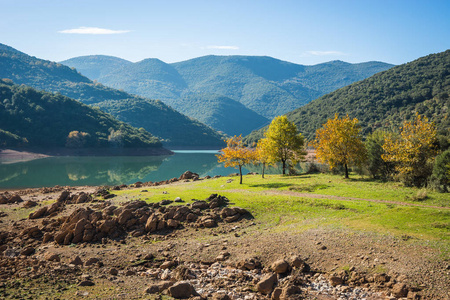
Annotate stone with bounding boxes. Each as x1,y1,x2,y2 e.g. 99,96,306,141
211,292,231,300
70,256,83,266
9,194,23,203
85,257,99,266
374,273,390,283
272,288,282,300
23,200,38,208
280,285,302,299
256,273,278,295
329,275,344,286
392,283,408,298
271,259,289,274
109,268,118,276
20,246,35,256
117,209,133,225
179,171,199,180
160,260,176,269
57,191,71,203
29,206,48,219
168,282,197,299
78,280,95,287
167,219,180,228
44,253,60,262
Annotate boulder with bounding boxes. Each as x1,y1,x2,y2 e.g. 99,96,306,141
44,252,60,262
256,273,278,295
57,191,71,203
391,283,408,298
280,285,302,299
329,275,344,286
23,200,38,208
179,171,199,180
85,257,99,266
168,282,198,299
271,259,289,274
211,292,231,300
20,246,35,256
70,256,83,266
9,194,23,203
29,206,48,219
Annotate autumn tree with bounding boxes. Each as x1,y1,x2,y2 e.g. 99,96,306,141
263,116,305,175
217,135,254,184
313,114,367,179
65,131,90,148
382,114,437,187
253,138,276,178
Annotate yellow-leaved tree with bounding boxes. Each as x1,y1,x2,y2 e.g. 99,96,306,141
262,116,305,175
217,135,255,184
382,113,437,187
313,114,367,178
253,138,276,178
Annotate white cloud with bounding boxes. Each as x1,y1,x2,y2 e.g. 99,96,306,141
305,50,346,56
58,27,130,34
206,45,239,50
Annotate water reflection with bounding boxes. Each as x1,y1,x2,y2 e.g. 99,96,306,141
0,151,251,189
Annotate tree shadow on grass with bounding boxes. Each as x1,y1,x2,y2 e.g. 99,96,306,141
248,183,294,189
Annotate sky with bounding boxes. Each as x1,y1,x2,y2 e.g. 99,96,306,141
0,0,449,65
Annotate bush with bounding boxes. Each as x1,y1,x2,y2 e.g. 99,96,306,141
429,149,450,192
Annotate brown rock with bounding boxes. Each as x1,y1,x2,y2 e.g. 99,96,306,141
145,215,159,232
23,200,38,208
20,246,35,256
272,287,282,300
329,275,344,286
271,259,289,274
256,273,278,295
167,219,180,228
29,206,48,219
57,191,71,203
160,260,176,269
211,292,231,300
109,268,119,275
9,194,23,203
117,209,133,225
374,273,390,284
168,282,198,299
85,257,99,266
280,285,302,299
70,256,83,266
392,283,408,298
78,280,95,287
44,253,60,262
42,233,53,243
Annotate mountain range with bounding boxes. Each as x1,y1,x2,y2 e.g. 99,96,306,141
245,50,450,144
61,55,394,136
0,43,224,148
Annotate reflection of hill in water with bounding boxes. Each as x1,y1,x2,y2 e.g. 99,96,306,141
0,152,254,189
0,156,166,189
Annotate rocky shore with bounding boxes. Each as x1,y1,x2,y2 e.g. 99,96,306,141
0,171,448,299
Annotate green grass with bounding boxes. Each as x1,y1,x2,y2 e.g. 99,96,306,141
113,173,450,244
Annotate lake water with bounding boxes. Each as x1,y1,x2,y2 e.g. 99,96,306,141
0,151,254,189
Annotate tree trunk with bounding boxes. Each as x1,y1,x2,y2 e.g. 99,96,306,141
262,163,265,179
282,160,286,175
344,163,349,179
239,165,243,184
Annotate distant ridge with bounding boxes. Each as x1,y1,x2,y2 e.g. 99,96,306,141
61,54,394,136
0,43,225,147
244,50,450,144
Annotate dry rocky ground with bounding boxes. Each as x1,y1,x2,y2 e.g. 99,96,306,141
0,172,449,299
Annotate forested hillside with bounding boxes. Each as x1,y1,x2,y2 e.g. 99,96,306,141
62,55,393,136
0,43,225,147
245,50,450,143
0,80,162,149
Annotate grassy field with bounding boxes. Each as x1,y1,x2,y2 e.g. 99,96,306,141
114,173,450,244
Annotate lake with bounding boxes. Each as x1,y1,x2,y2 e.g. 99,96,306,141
0,150,254,189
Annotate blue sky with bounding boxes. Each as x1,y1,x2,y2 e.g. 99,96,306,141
1,0,449,65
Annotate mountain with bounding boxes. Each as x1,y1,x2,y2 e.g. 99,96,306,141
245,50,450,144
60,55,132,80
0,80,165,152
0,43,225,147
61,55,394,136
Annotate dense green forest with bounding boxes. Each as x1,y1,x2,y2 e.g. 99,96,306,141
245,50,450,144
61,55,393,136
0,80,161,149
0,43,225,147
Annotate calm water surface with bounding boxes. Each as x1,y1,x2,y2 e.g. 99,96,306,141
0,151,252,189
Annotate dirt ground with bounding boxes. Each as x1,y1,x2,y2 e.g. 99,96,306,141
0,184,449,299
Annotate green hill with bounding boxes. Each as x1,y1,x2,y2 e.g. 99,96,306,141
0,43,225,147
245,50,450,144
60,55,132,81
61,55,393,136
0,80,164,151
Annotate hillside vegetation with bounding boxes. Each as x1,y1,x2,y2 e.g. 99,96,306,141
61,55,393,136
0,44,224,147
0,80,161,149
246,50,450,143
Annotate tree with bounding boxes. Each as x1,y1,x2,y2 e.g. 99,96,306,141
253,138,276,178
217,135,254,184
382,114,437,187
365,130,395,180
65,131,90,148
429,149,450,192
263,116,305,175
313,114,367,179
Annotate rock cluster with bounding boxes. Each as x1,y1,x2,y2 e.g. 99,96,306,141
14,194,251,246
0,193,23,204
